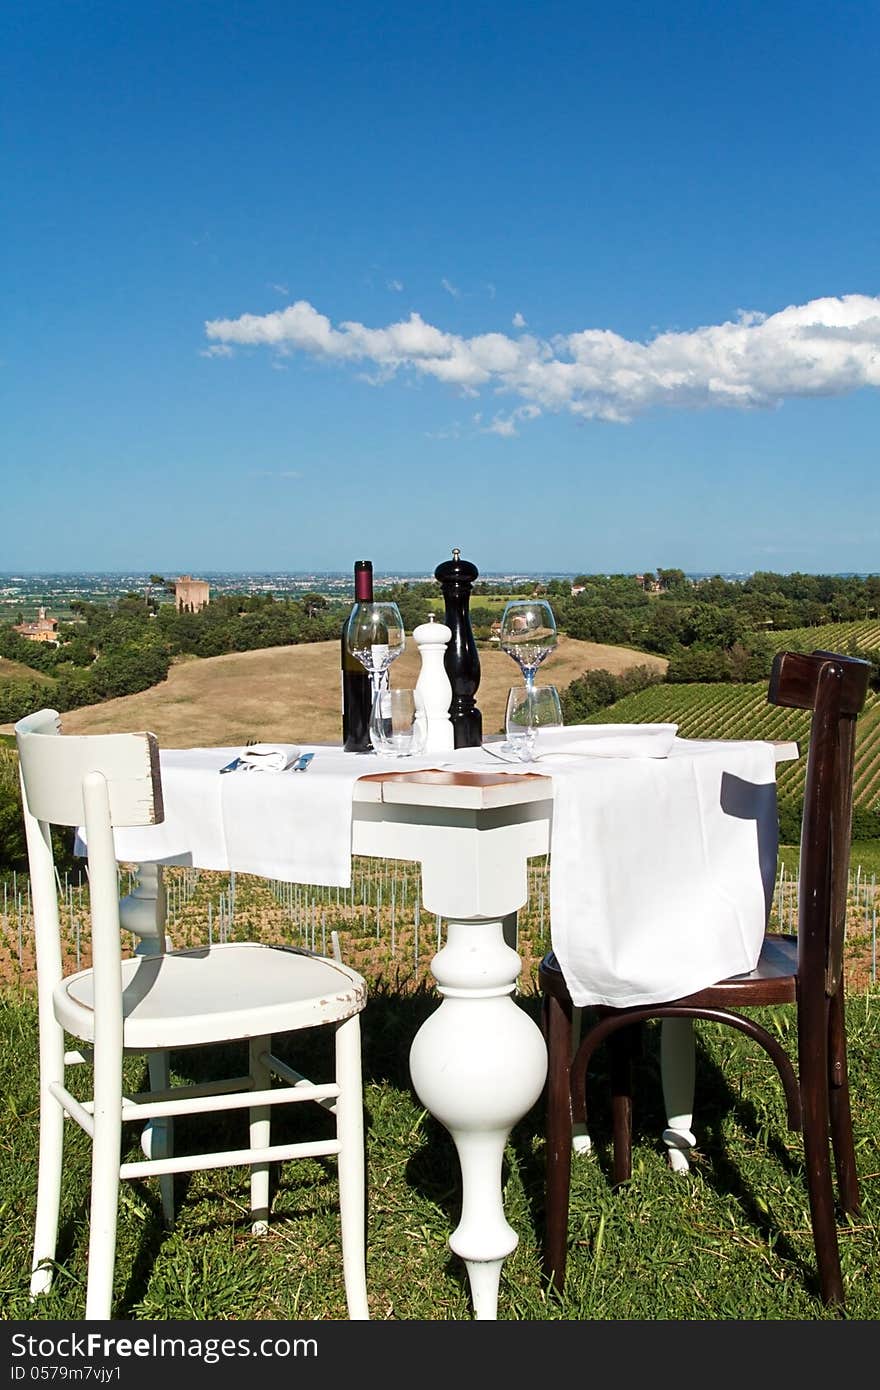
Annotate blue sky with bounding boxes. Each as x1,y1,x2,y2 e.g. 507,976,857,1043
3,0,879,576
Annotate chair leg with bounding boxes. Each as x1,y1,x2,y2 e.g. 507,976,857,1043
660,1018,697,1173
30,1024,66,1298
828,988,860,1216
249,1035,271,1234
799,1007,845,1306
85,1047,123,1321
608,1025,637,1186
145,1052,175,1226
542,990,574,1293
335,1015,368,1319
570,1006,591,1154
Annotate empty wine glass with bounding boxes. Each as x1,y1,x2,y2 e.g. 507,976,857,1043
505,684,563,761
345,600,406,702
499,599,558,690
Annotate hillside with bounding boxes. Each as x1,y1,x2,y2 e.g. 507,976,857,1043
3,635,666,747
769,619,880,651
593,680,880,829
0,656,56,684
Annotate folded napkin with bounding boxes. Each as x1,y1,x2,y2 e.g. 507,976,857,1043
531,723,678,760
239,743,301,772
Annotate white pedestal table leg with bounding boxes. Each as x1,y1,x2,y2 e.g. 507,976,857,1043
119,863,175,1222
408,915,547,1320
660,1017,696,1173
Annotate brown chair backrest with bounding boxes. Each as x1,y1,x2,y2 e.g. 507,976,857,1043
767,650,870,995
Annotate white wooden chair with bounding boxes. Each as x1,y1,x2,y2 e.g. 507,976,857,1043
15,709,369,1320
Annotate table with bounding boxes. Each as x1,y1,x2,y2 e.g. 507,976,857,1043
111,738,797,1320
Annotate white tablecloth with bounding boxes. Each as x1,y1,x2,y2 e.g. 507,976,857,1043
104,743,443,886
96,731,782,1009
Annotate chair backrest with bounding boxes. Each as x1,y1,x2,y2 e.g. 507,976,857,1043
767,651,870,995
14,710,164,1011
15,709,163,828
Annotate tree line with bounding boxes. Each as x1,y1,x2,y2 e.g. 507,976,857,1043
0,591,341,724
2,570,879,727
2,568,879,871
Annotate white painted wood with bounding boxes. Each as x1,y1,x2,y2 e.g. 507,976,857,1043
409,914,547,1318
15,710,370,1321
16,709,163,828
660,1018,697,1172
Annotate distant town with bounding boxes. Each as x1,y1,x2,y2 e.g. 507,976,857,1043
2,567,875,627
0,568,765,623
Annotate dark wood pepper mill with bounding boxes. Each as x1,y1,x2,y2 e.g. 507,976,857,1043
434,548,482,748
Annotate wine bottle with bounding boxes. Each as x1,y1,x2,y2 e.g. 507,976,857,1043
342,560,374,752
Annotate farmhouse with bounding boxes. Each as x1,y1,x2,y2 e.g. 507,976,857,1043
13,606,59,644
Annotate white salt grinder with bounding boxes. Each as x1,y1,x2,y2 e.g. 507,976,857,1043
413,613,455,753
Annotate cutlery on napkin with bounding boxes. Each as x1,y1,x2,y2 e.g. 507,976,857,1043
222,744,302,773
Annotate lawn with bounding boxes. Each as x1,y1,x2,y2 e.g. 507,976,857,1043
1,892,878,1321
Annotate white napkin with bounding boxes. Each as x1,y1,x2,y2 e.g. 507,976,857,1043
239,743,301,772
533,723,678,759
478,723,679,764
548,739,781,1006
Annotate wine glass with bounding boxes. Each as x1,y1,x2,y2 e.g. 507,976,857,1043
345,600,406,702
505,684,563,761
499,599,558,690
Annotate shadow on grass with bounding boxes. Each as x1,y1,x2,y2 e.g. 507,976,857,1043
21,982,841,1315
522,1005,825,1301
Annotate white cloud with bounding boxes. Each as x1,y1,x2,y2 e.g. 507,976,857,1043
482,404,543,437
441,277,461,299
513,311,526,328
269,283,289,297
204,292,880,428
387,278,404,292
485,414,519,437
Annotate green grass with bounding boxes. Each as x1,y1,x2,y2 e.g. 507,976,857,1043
1,966,878,1322
779,839,880,879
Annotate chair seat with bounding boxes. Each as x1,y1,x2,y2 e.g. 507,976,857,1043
540,933,798,1011
55,943,367,1051
682,933,797,1007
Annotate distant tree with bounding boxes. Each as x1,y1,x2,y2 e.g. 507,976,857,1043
561,664,662,722
300,592,328,618
656,568,688,594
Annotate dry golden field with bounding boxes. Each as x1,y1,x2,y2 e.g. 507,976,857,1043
3,635,667,747
0,656,55,684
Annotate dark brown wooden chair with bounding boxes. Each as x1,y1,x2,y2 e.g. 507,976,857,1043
539,649,871,1308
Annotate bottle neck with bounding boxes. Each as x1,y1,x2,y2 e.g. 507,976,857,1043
354,562,373,602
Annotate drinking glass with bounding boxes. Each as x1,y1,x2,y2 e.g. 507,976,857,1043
499,599,558,690
369,688,427,758
504,684,563,761
345,601,406,702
